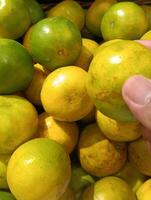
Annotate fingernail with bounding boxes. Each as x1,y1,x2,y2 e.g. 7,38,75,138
123,75,151,105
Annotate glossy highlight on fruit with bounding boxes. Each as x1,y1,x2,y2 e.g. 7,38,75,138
28,16,82,70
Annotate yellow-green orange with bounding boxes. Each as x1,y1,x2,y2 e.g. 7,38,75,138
24,64,48,106
137,179,151,200
87,40,151,122
96,110,141,142
0,95,38,154
115,161,146,193
94,176,136,200
101,2,148,40
79,123,127,177
0,0,31,39
128,138,151,176
28,17,82,70
41,66,93,122
7,138,71,200
38,112,79,153
94,39,122,56
141,30,151,39
86,0,117,37
74,38,99,71
47,0,85,30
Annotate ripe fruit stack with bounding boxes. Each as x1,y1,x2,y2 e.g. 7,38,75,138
0,0,151,200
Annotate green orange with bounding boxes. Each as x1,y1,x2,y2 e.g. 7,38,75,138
86,0,117,37
28,17,82,70
25,0,44,24
101,2,148,40
0,0,31,39
0,39,34,94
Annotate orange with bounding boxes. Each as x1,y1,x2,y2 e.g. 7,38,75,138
24,63,48,106
47,0,85,30
0,0,31,39
74,38,99,71
0,39,34,94
79,123,127,177
25,0,44,24
96,110,141,142
137,179,151,200
28,17,82,70
7,138,71,200
128,137,151,176
142,5,151,30
41,66,93,121
37,112,79,154
87,40,151,122
101,2,148,40
0,95,38,154
94,176,136,200
86,0,117,37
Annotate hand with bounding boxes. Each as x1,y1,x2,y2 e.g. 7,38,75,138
122,40,151,150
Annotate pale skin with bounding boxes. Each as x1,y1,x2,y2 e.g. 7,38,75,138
122,40,151,151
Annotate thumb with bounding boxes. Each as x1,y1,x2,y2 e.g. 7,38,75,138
122,75,151,131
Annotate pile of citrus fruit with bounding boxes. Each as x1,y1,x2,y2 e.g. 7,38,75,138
1,0,151,199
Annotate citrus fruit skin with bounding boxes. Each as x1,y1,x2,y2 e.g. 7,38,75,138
41,66,93,122
24,64,48,106
0,191,16,200
101,2,148,40
0,95,38,154
96,110,141,142
136,179,151,200
115,161,146,193
7,138,71,200
28,17,82,70
25,0,44,24
128,138,151,176
86,0,117,37
74,38,99,71
38,112,79,154
59,187,75,200
141,5,151,30
87,40,151,122
94,176,136,200
79,123,127,177
0,0,31,39
141,30,151,39
0,161,8,189
0,39,34,94
80,185,94,200
47,0,85,30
